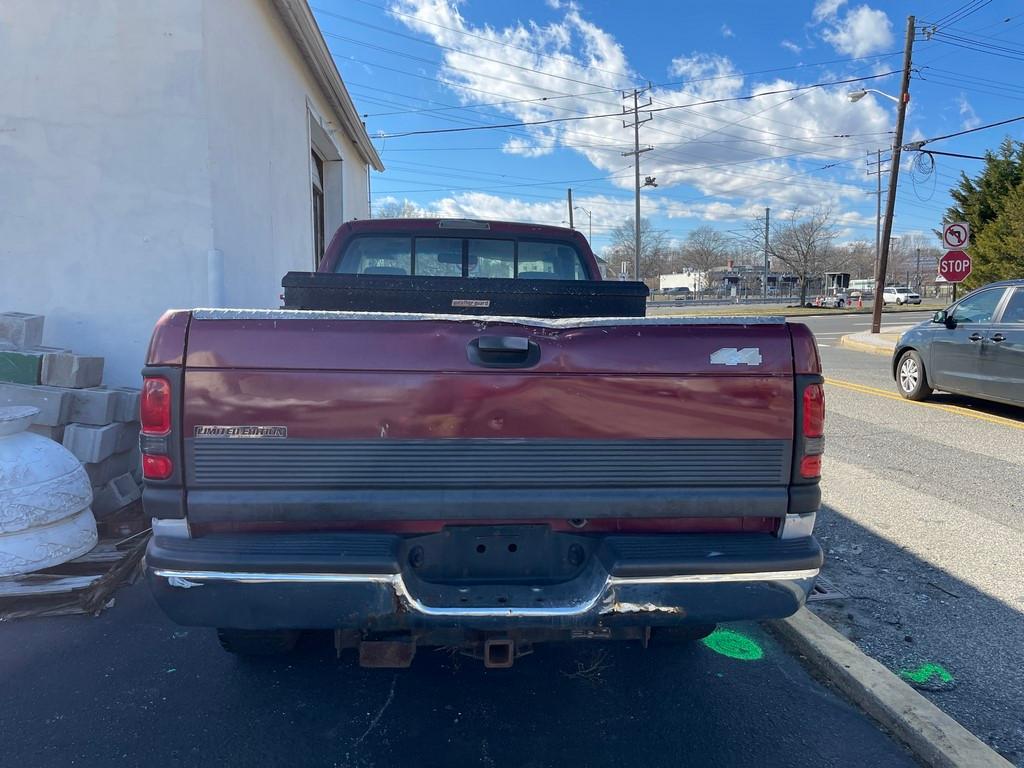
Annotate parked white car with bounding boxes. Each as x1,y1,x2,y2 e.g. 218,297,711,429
882,286,921,305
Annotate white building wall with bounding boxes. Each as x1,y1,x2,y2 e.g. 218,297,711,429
659,272,704,291
0,0,215,387
201,0,369,308
0,0,372,386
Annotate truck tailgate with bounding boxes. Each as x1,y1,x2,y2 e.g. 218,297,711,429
180,310,798,524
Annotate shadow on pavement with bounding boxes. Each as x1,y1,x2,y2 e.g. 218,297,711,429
813,503,1024,765
923,392,1024,423
0,582,917,768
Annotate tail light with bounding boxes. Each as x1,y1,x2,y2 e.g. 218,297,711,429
141,377,171,434
141,376,173,480
799,383,825,479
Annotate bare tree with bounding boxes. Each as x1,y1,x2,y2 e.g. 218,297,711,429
606,217,671,283
764,208,838,306
832,240,875,280
374,199,421,218
678,227,732,293
887,234,943,290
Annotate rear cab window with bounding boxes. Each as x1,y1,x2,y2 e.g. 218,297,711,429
336,235,589,280
336,236,411,275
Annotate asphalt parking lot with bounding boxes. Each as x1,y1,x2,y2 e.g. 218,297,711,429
0,582,918,768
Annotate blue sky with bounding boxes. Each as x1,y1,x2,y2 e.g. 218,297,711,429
314,0,1024,254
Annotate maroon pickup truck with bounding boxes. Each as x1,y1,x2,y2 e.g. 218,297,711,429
143,219,824,667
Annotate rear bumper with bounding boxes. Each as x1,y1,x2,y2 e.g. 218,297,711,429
146,530,822,631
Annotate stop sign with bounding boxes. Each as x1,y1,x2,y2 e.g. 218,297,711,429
939,250,972,283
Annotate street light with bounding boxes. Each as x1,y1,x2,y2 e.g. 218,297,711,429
573,205,592,243
847,88,900,104
849,16,915,333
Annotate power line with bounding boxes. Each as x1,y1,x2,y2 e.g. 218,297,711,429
927,0,994,30
355,53,902,118
908,113,1024,148
319,0,641,84
374,70,900,138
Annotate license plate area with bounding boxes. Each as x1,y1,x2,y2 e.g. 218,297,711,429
400,525,593,585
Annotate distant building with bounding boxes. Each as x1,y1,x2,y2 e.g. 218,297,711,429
660,271,704,291
1,0,383,385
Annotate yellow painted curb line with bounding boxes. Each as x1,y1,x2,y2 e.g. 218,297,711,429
825,377,1024,431
773,609,1013,768
838,334,897,357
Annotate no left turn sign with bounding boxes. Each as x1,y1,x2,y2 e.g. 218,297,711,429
943,221,970,249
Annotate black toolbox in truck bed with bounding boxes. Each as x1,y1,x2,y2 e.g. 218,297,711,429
280,272,649,318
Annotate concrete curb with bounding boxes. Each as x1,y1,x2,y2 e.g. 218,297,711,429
772,608,1013,768
840,333,898,357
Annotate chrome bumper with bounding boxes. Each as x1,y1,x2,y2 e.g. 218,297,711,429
148,561,819,629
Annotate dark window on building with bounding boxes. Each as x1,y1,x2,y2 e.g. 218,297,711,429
312,150,325,267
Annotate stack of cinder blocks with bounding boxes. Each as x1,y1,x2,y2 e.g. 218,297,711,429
0,312,144,520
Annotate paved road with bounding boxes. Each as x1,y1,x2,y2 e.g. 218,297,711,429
0,584,917,768
791,311,1024,765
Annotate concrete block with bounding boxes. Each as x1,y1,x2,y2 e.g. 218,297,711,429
68,387,118,425
63,422,121,463
0,382,73,426
0,349,43,384
84,446,141,487
0,312,44,349
27,423,66,443
91,472,142,518
41,353,104,389
111,387,141,422
115,422,139,453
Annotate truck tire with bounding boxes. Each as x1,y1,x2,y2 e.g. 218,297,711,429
217,628,300,656
896,350,932,401
650,624,716,645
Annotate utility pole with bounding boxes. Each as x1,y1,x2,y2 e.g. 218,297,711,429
623,86,653,280
915,247,921,293
872,15,915,334
866,148,888,283
574,206,593,243
763,207,770,300
567,188,574,230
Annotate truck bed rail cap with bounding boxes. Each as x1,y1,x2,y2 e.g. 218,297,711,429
190,308,787,328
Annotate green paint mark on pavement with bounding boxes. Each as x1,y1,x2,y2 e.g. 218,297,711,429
701,628,764,661
899,663,953,685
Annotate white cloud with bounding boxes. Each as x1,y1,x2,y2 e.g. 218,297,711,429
720,24,734,39
382,1,892,230
958,94,981,130
501,136,557,157
781,40,802,54
813,0,847,22
820,5,894,57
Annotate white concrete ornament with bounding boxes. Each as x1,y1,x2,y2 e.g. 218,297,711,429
0,406,97,576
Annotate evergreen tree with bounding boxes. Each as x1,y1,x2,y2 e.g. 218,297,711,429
971,180,1024,284
943,138,1024,288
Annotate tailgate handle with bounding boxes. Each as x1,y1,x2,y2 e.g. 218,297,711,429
468,336,541,369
